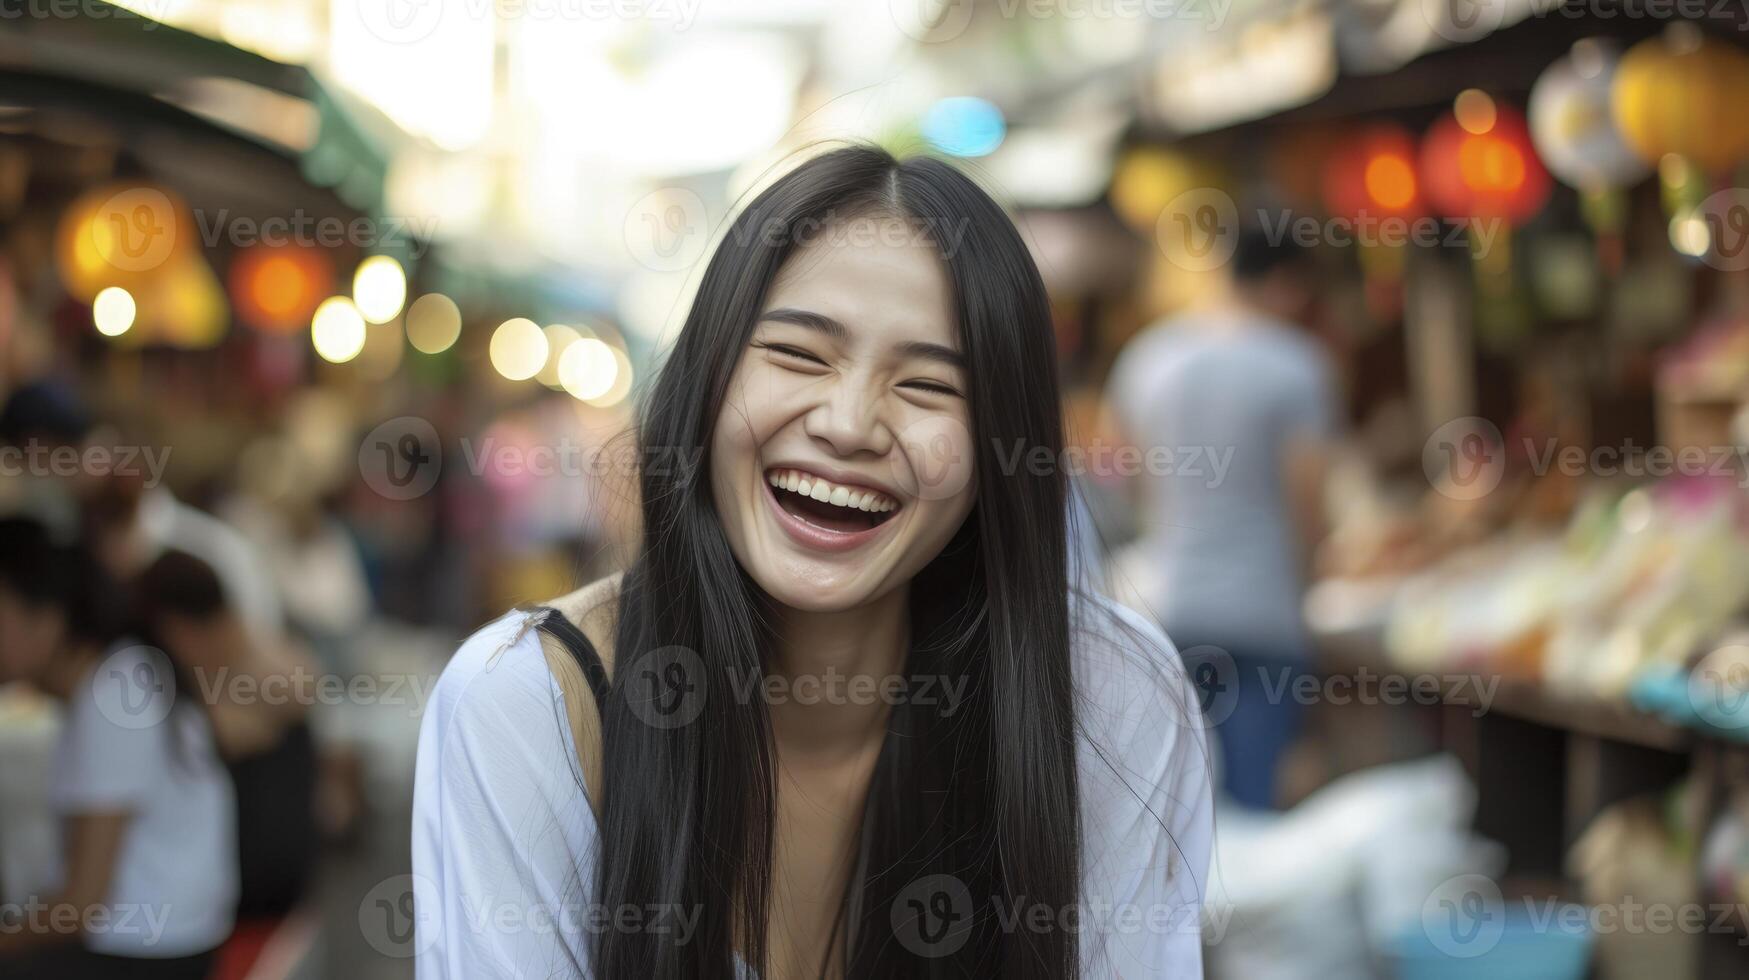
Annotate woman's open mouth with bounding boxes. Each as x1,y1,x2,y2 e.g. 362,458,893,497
762,467,900,550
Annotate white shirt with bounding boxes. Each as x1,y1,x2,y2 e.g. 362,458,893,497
412,592,1213,978
1107,314,1337,655
50,643,238,957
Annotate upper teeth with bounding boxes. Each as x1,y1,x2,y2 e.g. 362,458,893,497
767,469,896,513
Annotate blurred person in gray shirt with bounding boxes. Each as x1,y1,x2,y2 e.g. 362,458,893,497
1104,226,1338,809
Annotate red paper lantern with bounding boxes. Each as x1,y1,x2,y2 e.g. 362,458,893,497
228,242,333,333
1420,95,1551,226
1322,124,1424,222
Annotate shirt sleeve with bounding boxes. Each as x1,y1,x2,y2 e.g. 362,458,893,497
412,613,600,979
1074,597,1216,978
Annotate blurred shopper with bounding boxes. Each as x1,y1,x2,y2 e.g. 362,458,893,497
1105,227,1339,810
0,383,285,646
0,519,238,979
136,549,319,929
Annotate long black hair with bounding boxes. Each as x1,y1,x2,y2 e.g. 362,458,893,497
595,143,1082,978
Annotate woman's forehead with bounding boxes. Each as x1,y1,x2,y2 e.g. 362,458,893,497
765,230,956,345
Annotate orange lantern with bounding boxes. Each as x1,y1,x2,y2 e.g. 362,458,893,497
1322,124,1424,222
1420,93,1551,226
54,182,197,301
1613,27,1749,177
228,242,332,333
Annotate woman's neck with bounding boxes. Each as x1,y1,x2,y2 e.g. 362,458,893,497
765,585,908,757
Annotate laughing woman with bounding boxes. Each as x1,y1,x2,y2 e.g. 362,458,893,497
412,145,1213,979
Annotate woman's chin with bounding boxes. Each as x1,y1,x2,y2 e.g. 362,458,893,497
746,554,887,614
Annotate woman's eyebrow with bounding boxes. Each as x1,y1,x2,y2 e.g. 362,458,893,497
758,307,965,370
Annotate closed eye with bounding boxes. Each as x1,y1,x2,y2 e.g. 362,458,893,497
754,342,826,366
901,379,962,397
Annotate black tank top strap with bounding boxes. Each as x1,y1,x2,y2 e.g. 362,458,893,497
530,605,610,715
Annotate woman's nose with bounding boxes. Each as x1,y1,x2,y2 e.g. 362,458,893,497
803,382,893,458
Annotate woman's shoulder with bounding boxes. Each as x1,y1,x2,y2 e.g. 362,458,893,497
1067,590,1207,755
420,573,625,806
427,572,624,712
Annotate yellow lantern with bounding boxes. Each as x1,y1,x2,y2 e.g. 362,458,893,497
54,182,196,301
1613,27,1749,176
1109,147,1227,236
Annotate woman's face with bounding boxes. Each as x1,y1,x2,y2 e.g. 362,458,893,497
709,216,977,613
0,586,62,684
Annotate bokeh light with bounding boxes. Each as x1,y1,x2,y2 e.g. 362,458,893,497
490,317,548,380
311,296,367,363
352,256,408,324
92,286,135,337
405,293,463,354
559,337,618,400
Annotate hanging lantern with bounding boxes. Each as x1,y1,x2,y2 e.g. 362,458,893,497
1109,146,1226,235
1613,26,1749,177
1322,123,1424,222
54,182,196,301
228,242,333,333
1420,92,1551,226
139,252,229,349
1530,39,1650,192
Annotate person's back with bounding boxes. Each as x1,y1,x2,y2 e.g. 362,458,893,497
1104,226,1338,810
1110,312,1334,655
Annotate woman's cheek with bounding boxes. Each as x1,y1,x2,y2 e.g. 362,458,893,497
889,412,975,504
